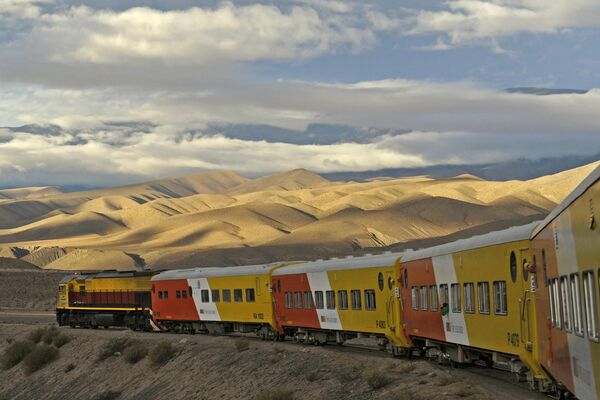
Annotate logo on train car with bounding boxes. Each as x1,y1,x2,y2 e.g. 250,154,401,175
320,316,338,323
253,313,264,320
507,332,519,347
376,320,386,329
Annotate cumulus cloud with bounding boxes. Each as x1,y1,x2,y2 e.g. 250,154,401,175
408,0,600,48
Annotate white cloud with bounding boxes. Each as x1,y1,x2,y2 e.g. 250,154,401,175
17,3,374,65
409,0,600,47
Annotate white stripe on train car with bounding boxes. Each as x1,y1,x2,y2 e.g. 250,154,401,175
306,272,343,330
554,212,598,400
432,254,470,346
188,278,221,322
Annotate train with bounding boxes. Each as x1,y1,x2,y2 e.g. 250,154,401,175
56,164,600,400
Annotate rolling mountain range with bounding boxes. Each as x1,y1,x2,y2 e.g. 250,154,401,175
0,161,597,271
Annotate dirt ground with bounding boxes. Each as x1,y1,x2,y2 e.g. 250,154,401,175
0,323,547,400
0,268,64,312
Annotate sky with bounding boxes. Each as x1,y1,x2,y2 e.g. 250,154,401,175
1,0,600,187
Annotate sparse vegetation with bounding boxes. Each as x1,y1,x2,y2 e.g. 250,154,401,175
255,388,295,400
98,337,130,361
122,341,148,364
53,333,71,348
455,385,473,398
437,374,459,386
148,341,176,367
1,340,34,370
235,339,250,352
271,346,285,354
23,344,59,374
364,369,393,390
336,368,357,383
27,327,48,344
399,363,416,373
392,390,420,400
41,326,61,344
64,363,75,372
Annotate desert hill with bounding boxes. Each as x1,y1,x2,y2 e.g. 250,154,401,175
0,161,597,270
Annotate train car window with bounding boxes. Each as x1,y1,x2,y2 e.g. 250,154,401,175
164,291,168,299
182,290,187,299
451,284,461,313
200,289,209,303
158,291,163,299
152,285,155,294
304,291,314,309
365,290,376,311
189,286,193,296
510,251,517,283
222,289,231,303
176,290,181,299
477,282,490,314
246,288,256,303
315,291,324,309
234,289,243,303
560,276,572,332
570,274,584,336
411,287,419,310
439,284,449,306
549,279,558,327
351,290,362,310
294,291,302,308
326,290,336,310
211,289,220,302
285,292,292,308
338,290,348,310
420,286,428,311
429,285,438,311
276,280,281,293
583,271,598,340
464,283,475,313
493,281,507,316
378,272,384,291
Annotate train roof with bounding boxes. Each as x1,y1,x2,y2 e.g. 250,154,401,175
151,262,288,281
401,221,540,263
59,270,154,283
531,163,600,238
272,251,404,276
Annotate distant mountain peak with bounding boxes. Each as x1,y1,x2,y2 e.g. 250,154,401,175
505,87,589,95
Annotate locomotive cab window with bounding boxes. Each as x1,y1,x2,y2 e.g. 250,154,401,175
246,288,256,303
211,289,220,302
315,291,324,309
200,289,209,303
493,281,507,316
351,290,361,310
338,290,348,310
365,289,376,311
234,289,243,303
411,287,419,310
223,289,231,303
326,290,336,310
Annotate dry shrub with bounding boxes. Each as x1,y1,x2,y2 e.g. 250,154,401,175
41,327,61,344
1,340,34,370
92,390,121,400
122,342,148,364
437,374,459,386
23,344,59,374
255,388,295,400
235,339,250,352
64,363,75,373
148,341,176,367
53,333,71,348
27,327,48,344
306,370,319,382
98,337,130,361
399,363,416,373
364,369,393,389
